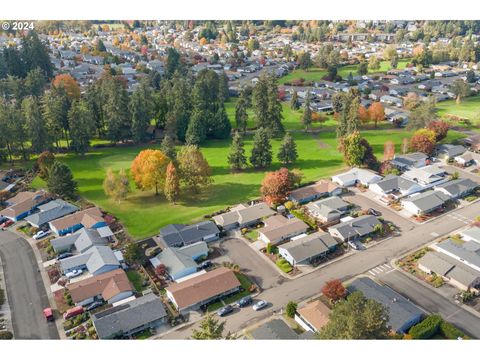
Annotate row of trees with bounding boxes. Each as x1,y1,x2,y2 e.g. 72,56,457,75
228,130,298,171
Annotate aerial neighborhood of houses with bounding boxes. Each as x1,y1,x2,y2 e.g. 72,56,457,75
2,19,480,343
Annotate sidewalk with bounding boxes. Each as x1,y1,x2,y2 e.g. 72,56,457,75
0,255,13,336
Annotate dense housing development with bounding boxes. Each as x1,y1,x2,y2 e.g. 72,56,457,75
1,19,480,342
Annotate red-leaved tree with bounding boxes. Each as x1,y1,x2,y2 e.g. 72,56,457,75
260,167,294,206
322,279,347,302
410,129,437,155
427,120,449,141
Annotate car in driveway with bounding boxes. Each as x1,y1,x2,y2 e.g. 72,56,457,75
217,305,233,317
368,208,381,216
252,300,268,311
65,269,83,279
236,295,252,308
348,240,360,250
0,217,8,225
56,252,73,260
86,301,104,312
33,230,51,240
1,219,13,229
198,260,212,270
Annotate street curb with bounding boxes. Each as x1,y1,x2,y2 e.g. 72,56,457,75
0,252,13,337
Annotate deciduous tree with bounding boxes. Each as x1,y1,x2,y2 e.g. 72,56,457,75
368,102,385,129
322,279,347,302
52,74,81,99
131,149,169,195
177,145,212,194
410,129,437,155
164,161,180,204
37,151,55,180
427,120,449,141
260,167,295,205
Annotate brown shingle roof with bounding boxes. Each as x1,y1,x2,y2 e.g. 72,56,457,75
50,207,103,230
166,267,241,310
297,300,331,332
258,215,309,244
0,190,48,218
290,180,340,202
67,269,132,304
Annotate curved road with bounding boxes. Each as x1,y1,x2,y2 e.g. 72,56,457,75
0,230,59,339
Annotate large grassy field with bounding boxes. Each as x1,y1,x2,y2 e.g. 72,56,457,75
436,96,480,121
30,124,465,240
279,59,410,85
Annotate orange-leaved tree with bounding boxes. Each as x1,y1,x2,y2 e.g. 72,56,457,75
131,149,169,195
52,74,81,99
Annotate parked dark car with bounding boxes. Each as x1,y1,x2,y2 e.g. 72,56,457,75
57,252,73,260
86,301,104,312
236,295,252,308
198,260,212,270
0,217,8,225
368,208,381,216
217,305,233,317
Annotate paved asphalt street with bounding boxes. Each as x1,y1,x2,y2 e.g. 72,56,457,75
377,269,480,338
0,230,59,339
159,200,480,339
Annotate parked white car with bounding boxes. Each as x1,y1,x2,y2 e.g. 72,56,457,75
252,300,268,311
348,240,360,250
65,269,83,279
33,230,51,240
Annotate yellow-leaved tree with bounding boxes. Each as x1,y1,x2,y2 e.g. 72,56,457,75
131,149,169,195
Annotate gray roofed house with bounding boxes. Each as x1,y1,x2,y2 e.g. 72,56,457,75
158,221,220,248
435,178,479,199
328,215,381,241
401,165,447,186
391,152,428,170
369,175,422,198
460,227,480,244
150,247,198,281
306,196,350,223
24,199,79,227
433,239,480,273
278,232,339,266
331,168,382,187
251,319,300,340
60,245,121,276
92,293,167,339
50,227,111,254
401,190,451,216
212,202,276,230
348,277,424,333
454,151,480,167
436,144,466,160
418,251,480,292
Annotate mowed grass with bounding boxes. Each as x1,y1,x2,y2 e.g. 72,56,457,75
436,96,480,122
30,123,465,240
279,59,410,85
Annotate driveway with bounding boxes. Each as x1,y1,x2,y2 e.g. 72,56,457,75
0,230,59,339
376,269,480,339
218,237,285,291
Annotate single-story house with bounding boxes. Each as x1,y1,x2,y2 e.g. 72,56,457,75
432,239,480,273
288,180,342,204
158,221,219,248
0,180,14,193
59,245,122,276
149,243,207,281
328,215,381,242
50,226,113,254
278,232,339,266
401,165,447,186
49,207,105,236
24,199,79,228
348,277,424,333
460,227,480,244
454,151,480,167
306,196,350,223
251,319,309,340
166,267,241,312
91,293,168,339
212,202,276,230
258,215,309,245
461,134,480,152
66,269,134,306
401,190,452,216
295,299,331,333
391,152,428,171
331,168,383,187
369,175,423,198
435,178,479,199
436,144,466,161
418,251,480,293
0,190,50,221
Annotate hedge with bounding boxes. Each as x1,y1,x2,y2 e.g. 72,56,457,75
276,259,293,273
409,314,443,339
440,321,465,339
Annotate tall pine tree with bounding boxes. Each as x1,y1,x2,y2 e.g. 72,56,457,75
278,132,298,164
250,127,272,168
228,131,247,171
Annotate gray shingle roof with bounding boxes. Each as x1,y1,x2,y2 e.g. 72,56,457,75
435,178,478,198
348,277,424,332
329,215,381,239
402,190,451,212
154,247,197,276
251,319,299,340
435,240,480,270
279,232,339,263
159,221,219,247
92,293,167,339
372,175,418,193
212,202,275,228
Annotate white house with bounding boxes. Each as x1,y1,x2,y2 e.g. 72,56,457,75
331,168,383,187
401,190,451,216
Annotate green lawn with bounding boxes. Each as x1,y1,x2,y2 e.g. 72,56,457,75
126,269,147,292
279,59,410,85
436,95,480,127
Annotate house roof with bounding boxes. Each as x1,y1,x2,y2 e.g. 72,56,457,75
391,152,427,167
329,215,381,239
49,207,103,231
251,319,299,340
166,267,240,310
419,251,480,286
435,178,479,197
297,300,331,331
279,232,339,263
92,293,167,339
455,150,480,162
212,202,275,228
67,269,132,304
348,277,424,332
306,196,349,218
60,245,120,274
177,241,208,258
402,190,451,212
154,247,197,276
258,215,309,243
460,227,480,244
289,180,340,202
435,239,480,270
0,190,49,218
373,175,418,193
402,165,446,184
159,221,219,247
332,167,382,185
436,144,466,158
